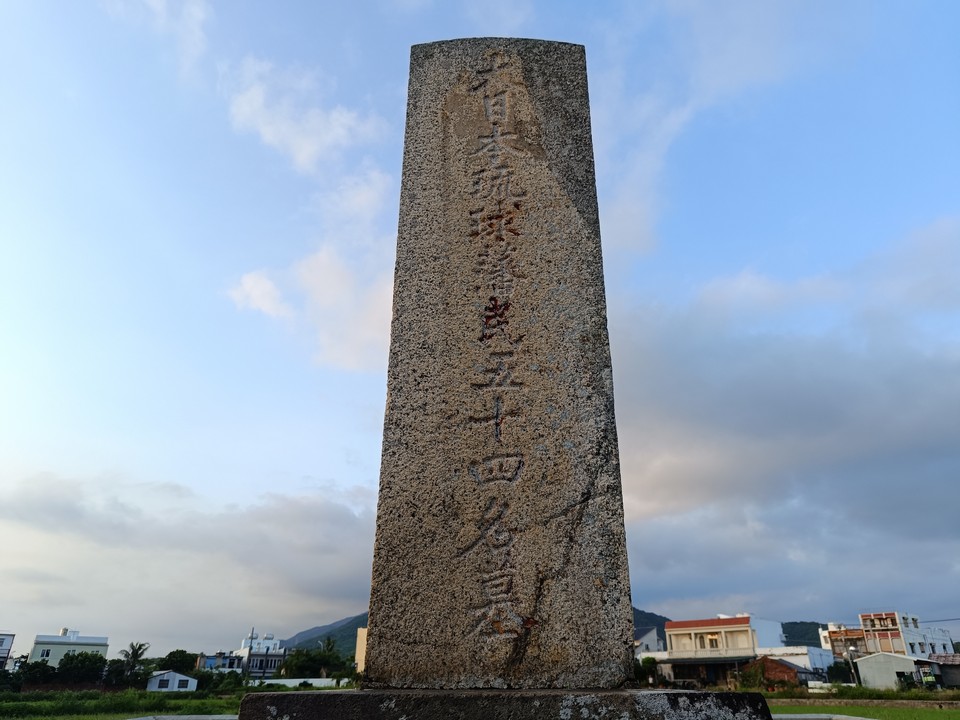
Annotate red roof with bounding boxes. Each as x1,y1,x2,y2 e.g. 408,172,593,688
666,616,751,630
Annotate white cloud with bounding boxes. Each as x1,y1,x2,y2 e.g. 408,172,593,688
228,57,386,175
231,167,397,372
697,269,844,317
294,247,394,371
593,1,849,253
229,271,293,318
0,474,375,658
868,215,960,311
609,216,960,620
103,0,211,73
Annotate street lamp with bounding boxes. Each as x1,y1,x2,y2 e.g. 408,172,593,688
844,646,859,686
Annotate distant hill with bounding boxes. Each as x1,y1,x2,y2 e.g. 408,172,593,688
783,621,825,647
287,608,670,656
285,613,368,656
633,608,671,643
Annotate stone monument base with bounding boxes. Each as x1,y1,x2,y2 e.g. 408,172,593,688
238,688,772,720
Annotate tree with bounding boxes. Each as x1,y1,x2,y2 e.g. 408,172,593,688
161,649,198,675
18,660,58,685
639,656,658,686
103,658,128,687
120,641,151,684
279,646,348,679
57,651,107,684
0,668,20,692
826,662,853,684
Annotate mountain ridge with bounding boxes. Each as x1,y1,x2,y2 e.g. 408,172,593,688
284,608,674,655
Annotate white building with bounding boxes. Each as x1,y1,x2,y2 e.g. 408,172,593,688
0,633,14,669
634,627,661,653
147,670,198,692
196,629,288,680
28,629,108,666
657,614,777,687
854,652,940,690
859,612,953,659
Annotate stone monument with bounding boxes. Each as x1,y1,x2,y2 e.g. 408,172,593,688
239,38,772,720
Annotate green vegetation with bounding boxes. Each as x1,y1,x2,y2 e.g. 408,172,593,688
277,637,353,684
772,706,960,719
0,688,241,718
762,685,960,702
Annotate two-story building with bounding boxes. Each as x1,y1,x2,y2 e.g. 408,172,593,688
235,631,286,681
860,612,953,658
658,614,774,688
0,633,14,669
821,612,954,661
196,629,287,682
28,628,108,666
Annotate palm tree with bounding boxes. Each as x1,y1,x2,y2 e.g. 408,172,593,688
120,641,151,680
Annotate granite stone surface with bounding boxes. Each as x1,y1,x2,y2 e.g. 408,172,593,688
363,38,634,690
238,690,774,720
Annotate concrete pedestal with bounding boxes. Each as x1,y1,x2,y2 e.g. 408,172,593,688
238,689,773,719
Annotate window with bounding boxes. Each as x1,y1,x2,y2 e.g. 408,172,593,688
158,679,170,689
177,679,189,689
40,649,51,659
909,643,916,654
0,639,5,647
919,643,926,653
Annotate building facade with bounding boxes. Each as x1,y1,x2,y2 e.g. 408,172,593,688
660,614,774,688
0,633,14,670
147,670,198,692
235,631,286,681
28,629,108,666
822,613,954,660
819,623,868,658
196,629,288,681
859,612,953,658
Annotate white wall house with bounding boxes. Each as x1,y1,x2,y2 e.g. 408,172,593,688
28,629,108,667
146,670,197,692
634,627,661,653
235,630,287,681
854,652,931,690
0,633,14,669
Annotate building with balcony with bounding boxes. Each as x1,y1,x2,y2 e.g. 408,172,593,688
27,629,108,666
819,623,868,659
0,633,14,670
859,612,953,658
821,613,954,661
196,630,287,682
236,630,286,681
658,614,781,688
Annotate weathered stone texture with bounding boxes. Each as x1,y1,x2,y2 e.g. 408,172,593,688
239,690,775,720
363,38,634,689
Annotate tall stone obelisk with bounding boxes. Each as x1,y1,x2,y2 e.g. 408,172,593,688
238,37,774,720
363,37,634,689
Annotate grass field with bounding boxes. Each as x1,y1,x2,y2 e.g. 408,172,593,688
773,705,960,719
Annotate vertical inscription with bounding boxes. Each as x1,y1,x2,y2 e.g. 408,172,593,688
458,50,531,643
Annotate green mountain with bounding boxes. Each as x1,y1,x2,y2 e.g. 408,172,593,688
285,613,368,657
633,608,671,643
286,608,671,656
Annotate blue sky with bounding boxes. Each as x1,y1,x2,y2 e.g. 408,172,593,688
2,0,959,659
